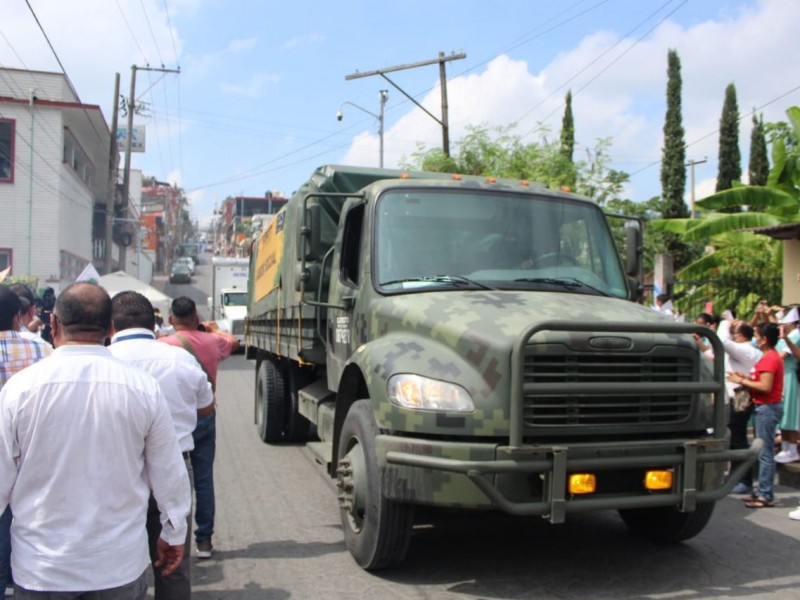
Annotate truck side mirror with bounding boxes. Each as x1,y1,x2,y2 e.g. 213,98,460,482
624,220,642,277
298,204,322,261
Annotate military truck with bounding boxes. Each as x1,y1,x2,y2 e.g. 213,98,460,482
245,165,760,570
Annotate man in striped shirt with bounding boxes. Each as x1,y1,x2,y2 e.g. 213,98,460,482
0,286,52,596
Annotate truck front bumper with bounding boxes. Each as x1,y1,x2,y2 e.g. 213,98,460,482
380,435,762,522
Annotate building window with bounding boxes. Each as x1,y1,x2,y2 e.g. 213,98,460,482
0,119,14,183
0,249,12,273
62,128,94,188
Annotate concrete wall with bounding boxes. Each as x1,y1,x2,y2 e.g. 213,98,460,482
784,239,800,305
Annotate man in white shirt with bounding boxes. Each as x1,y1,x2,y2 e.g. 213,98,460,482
0,282,190,598
109,291,213,600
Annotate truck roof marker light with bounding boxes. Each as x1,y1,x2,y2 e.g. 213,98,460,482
400,172,410,179
568,473,596,495
560,185,572,192
451,174,462,181
519,180,530,187
485,176,497,184
644,470,673,491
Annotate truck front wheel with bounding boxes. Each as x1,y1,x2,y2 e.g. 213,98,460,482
336,400,414,570
618,502,716,542
256,359,284,443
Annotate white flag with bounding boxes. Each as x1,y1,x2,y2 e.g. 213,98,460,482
76,263,101,284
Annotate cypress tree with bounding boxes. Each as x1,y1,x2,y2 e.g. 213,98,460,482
560,90,576,188
748,111,769,187
715,83,742,193
660,50,691,268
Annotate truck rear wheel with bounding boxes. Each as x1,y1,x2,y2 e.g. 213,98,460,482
256,359,285,443
618,502,716,542
336,400,414,570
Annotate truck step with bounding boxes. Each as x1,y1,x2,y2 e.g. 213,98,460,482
307,441,333,469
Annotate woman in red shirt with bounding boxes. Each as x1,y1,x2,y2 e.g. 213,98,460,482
727,322,784,507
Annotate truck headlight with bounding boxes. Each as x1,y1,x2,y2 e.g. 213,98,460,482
388,374,475,412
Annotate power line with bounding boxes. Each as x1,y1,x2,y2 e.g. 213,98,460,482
516,0,685,134
139,0,166,67
628,83,800,179
23,0,107,148
161,0,180,66
114,0,149,64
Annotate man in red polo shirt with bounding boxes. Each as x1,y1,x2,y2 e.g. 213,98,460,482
159,297,239,559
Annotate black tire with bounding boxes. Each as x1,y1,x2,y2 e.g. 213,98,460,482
618,502,716,542
336,400,414,570
256,359,285,443
285,366,311,442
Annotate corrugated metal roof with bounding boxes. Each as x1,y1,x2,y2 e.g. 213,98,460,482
748,222,800,240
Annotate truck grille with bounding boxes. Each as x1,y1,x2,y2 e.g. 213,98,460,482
522,350,695,427
232,320,245,336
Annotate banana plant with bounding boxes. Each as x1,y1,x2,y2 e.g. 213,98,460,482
649,106,800,313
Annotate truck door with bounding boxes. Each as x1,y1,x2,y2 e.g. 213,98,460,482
325,202,365,383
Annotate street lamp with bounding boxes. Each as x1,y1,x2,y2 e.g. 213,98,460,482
336,89,388,167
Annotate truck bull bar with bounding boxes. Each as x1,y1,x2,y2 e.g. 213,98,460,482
386,320,763,521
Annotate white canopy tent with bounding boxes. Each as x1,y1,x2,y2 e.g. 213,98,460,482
97,271,173,315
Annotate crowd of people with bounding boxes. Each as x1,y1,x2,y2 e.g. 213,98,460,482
0,282,238,599
1,278,799,595
656,294,800,519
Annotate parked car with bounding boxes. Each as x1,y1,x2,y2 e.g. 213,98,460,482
176,256,196,275
169,262,192,284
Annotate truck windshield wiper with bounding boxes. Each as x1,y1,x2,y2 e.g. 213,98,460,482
512,277,608,296
380,274,496,291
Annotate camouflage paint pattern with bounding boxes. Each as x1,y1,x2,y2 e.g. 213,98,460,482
246,165,756,515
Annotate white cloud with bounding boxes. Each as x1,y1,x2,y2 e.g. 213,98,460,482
220,72,281,97
341,0,800,202
281,33,325,52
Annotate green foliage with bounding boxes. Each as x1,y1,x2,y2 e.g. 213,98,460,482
560,91,576,188
402,123,576,189
3,275,39,289
661,50,687,216
748,112,769,187
651,105,800,310
660,50,692,269
716,83,742,195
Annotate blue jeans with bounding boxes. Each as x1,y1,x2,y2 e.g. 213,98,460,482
0,505,10,590
754,402,783,502
191,411,216,543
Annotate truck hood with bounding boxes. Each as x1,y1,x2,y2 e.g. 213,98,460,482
371,289,681,353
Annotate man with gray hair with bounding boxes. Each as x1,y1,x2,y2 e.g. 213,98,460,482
0,283,190,598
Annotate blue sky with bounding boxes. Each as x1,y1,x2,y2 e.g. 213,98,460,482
3,0,799,225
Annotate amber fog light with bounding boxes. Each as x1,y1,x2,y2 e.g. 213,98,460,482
645,470,673,491
569,473,596,494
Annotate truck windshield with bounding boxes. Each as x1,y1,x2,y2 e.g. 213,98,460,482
223,292,248,306
375,189,628,298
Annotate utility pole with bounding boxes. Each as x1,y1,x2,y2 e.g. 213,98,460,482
104,73,120,274
345,51,466,157
686,157,708,219
119,64,180,270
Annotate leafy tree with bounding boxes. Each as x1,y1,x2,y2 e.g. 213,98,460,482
403,123,576,189
660,50,693,269
560,90,576,188
715,83,742,197
748,112,769,187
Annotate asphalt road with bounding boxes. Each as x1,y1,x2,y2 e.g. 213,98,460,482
157,256,800,600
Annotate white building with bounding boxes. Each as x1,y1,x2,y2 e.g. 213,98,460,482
0,67,112,291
